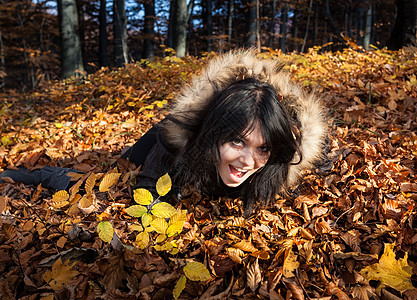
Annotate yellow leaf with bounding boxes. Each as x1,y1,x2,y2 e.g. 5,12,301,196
360,243,414,293
133,188,153,205
136,231,150,250
1,135,12,146
129,223,143,232
155,234,167,243
141,213,152,227
51,190,69,209
173,275,186,300
85,172,96,194
156,173,172,196
125,205,147,217
42,258,79,290
97,221,113,243
150,217,168,234
283,248,299,278
166,221,185,237
183,261,212,281
154,241,173,252
169,209,187,225
99,173,121,192
151,202,177,218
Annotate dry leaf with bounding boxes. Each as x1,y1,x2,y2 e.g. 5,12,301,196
360,243,414,293
183,261,212,281
42,258,79,290
283,248,299,278
246,258,261,292
99,173,121,192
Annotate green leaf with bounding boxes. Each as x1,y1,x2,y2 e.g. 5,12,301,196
125,205,147,217
97,221,113,243
173,275,186,300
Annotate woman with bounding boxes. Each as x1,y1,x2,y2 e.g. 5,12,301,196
0,50,327,216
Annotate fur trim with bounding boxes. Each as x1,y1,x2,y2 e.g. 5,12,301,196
165,50,327,187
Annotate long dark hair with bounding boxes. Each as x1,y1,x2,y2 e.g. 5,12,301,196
168,78,301,216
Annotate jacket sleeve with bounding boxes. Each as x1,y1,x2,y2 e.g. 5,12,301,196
126,122,177,207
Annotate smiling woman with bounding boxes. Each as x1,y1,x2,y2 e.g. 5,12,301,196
0,50,327,217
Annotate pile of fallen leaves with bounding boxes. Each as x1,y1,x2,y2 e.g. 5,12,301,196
0,46,416,299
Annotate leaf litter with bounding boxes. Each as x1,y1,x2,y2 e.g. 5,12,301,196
0,47,417,299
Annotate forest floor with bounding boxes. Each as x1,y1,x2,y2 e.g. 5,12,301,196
0,47,417,300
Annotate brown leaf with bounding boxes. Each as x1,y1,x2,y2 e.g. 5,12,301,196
341,229,361,252
0,196,8,213
233,240,258,253
84,172,96,194
246,258,261,292
282,277,304,300
326,282,350,300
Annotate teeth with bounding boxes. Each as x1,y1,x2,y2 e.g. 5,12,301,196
235,167,248,173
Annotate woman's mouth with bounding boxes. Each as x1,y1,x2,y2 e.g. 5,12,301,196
229,165,249,179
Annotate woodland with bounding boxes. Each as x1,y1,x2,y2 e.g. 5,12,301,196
1,0,417,300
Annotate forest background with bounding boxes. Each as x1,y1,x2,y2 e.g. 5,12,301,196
0,0,416,90
1,0,417,299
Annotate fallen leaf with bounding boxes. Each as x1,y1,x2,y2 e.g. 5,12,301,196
360,243,414,294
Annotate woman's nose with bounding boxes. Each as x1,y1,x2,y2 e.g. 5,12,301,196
239,148,255,166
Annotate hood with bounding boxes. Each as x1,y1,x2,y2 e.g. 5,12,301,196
164,50,327,187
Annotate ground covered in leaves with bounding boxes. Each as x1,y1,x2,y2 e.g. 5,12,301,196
0,47,417,300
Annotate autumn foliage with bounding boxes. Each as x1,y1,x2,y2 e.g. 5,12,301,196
0,46,417,299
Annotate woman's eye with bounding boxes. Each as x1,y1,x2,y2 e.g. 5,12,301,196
231,139,244,147
258,146,270,155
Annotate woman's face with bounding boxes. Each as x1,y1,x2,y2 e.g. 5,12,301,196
217,122,270,187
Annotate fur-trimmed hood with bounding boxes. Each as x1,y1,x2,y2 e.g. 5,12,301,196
164,50,327,188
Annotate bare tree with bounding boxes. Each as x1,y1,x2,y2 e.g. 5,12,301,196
57,0,84,78
143,0,155,59
99,0,109,67
388,0,417,49
173,0,187,57
113,0,128,66
246,0,257,47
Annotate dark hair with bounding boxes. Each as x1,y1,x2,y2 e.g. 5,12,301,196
170,78,301,216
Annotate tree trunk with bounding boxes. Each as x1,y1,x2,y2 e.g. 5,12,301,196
268,0,277,48
363,4,373,49
167,0,174,49
279,4,288,52
143,0,155,59
75,0,86,69
312,1,318,45
228,0,234,43
99,0,109,67
324,0,342,41
0,30,5,89
113,0,128,67
173,0,187,57
57,0,84,78
246,0,257,47
205,0,213,52
387,0,417,49
301,0,313,52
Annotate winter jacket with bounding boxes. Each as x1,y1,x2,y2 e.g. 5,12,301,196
125,50,327,205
